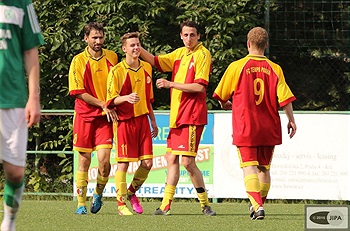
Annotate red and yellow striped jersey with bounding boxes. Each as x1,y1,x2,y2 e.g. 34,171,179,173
213,54,296,146
106,59,154,121
69,47,118,120
155,42,211,128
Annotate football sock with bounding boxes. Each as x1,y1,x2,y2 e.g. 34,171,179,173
128,166,150,195
94,173,109,195
115,170,127,206
196,187,210,207
3,178,24,215
160,184,176,211
244,173,263,211
76,171,88,207
260,182,270,204
1,179,24,231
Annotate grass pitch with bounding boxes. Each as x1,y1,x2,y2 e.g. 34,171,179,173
3,200,304,231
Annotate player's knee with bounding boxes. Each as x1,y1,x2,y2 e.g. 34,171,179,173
182,158,197,174
141,159,153,170
257,165,268,172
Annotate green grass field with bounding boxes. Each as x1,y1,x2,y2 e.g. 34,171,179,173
1,200,305,231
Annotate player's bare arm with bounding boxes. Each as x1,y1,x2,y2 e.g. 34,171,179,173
139,47,155,66
148,105,158,138
282,103,297,138
76,93,117,122
24,47,41,127
156,78,205,93
111,92,140,106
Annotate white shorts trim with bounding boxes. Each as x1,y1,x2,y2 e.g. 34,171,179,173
0,109,28,167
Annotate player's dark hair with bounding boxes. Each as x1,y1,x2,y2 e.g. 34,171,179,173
84,22,104,37
180,20,200,35
121,32,140,46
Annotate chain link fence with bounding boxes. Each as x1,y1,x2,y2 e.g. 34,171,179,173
266,0,349,111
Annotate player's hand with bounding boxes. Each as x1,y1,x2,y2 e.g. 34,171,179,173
156,78,171,89
103,106,118,122
151,121,158,138
220,100,232,110
287,121,297,138
127,92,140,104
25,97,41,127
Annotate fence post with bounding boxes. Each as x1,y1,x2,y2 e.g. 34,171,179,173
264,0,270,57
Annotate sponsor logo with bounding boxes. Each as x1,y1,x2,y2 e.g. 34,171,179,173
189,62,194,69
76,186,87,196
177,144,185,149
5,9,13,20
147,76,152,84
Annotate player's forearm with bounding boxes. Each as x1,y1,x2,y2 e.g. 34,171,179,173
76,93,105,108
140,47,155,66
111,95,129,106
24,47,40,101
170,82,205,93
148,104,156,123
282,103,295,123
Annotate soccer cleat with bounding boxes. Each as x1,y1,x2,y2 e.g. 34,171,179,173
90,193,103,214
75,206,88,215
202,205,216,216
251,207,265,220
153,208,171,216
248,202,254,218
128,194,143,214
118,205,133,216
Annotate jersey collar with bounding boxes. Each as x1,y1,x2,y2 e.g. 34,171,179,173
122,59,143,72
84,47,106,61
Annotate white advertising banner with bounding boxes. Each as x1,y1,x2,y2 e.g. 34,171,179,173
213,112,350,200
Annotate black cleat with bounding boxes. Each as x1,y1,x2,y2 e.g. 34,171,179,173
202,205,216,216
251,207,265,220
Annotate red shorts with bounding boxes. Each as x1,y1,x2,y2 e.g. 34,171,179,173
237,146,275,169
167,125,204,157
114,115,153,162
73,112,113,152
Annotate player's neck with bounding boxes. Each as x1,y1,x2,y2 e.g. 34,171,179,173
88,47,102,58
125,57,139,69
249,50,265,56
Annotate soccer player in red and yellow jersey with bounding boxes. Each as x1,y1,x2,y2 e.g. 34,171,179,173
213,27,297,220
69,22,118,215
106,32,158,216
140,20,216,216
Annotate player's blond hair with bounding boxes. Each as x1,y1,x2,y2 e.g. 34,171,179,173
247,27,268,51
121,32,140,46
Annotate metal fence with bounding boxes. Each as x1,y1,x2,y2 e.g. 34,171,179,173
266,0,349,111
